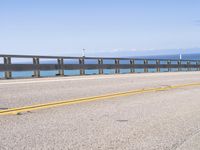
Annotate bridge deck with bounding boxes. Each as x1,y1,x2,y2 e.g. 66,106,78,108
0,72,200,149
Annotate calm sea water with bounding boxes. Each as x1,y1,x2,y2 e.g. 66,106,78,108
0,54,200,78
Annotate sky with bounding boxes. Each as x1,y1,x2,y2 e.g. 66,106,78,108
0,0,200,56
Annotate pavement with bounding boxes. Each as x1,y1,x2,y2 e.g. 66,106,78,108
1,72,200,149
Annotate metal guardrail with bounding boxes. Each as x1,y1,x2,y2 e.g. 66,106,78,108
0,54,200,79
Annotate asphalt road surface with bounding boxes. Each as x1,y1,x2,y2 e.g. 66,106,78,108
1,72,200,150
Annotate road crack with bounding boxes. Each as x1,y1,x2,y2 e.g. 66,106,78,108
171,129,200,150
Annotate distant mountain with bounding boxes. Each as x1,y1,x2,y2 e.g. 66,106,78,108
9,48,200,64
137,53,200,60
86,48,200,57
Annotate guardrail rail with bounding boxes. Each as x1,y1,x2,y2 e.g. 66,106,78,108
0,54,200,79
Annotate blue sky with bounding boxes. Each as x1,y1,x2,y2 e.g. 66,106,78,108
0,0,200,56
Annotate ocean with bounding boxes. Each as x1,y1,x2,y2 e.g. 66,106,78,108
0,53,200,78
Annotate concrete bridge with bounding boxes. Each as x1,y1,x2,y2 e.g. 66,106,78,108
1,71,200,149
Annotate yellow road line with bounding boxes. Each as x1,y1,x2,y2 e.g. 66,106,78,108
1,82,200,115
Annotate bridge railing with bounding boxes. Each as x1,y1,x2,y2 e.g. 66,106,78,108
0,54,200,79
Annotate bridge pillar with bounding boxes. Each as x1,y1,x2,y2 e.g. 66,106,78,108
130,59,135,73
79,58,85,75
33,57,40,77
98,59,103,74
57,58,64,76
4,57,12,79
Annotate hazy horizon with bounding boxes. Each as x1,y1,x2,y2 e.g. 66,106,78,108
1,48,200,58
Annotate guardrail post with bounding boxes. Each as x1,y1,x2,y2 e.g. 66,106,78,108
156,60,160,72
178,61,181,71
144,60,148,73
4,57,12,79
115,59,120,74
187,61,191,71
98,59,103,74
197,61,200,71
79,58,85,75
195,61,198,71
33,57,40,77
57,58,64,76
130,59,135,73
167,60,171,72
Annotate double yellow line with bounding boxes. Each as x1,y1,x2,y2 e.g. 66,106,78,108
1,82,200,115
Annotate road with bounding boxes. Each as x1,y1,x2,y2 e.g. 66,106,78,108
0,72,200,149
